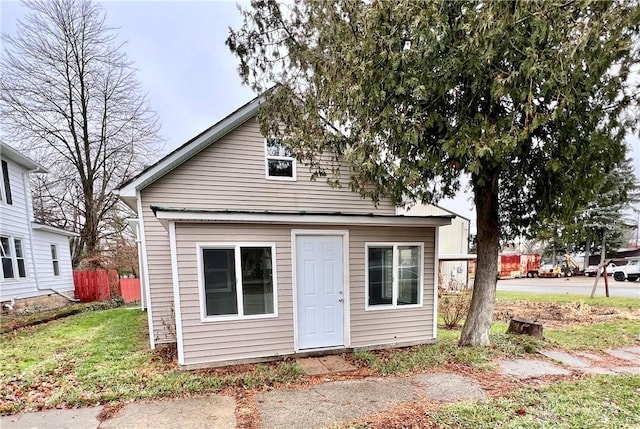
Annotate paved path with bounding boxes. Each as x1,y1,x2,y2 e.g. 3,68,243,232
2,347,639,429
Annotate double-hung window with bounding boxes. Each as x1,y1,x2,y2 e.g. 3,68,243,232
1,236,14,279
14,239,26,278
366,243,423,309
265,138,296,180
51,244,60,276
199,244,277,320
1,236,26,279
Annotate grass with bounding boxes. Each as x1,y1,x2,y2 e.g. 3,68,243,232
432,375,640,428
544,320,640,350
2,292,639,415
0,308,303,414
353,329,544,375
496,291,640,309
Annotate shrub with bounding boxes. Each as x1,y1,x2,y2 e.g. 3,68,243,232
439,288,472,329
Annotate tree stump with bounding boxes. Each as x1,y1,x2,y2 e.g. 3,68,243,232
506,318,543,338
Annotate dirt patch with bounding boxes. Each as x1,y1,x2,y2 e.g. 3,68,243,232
494,300,640,328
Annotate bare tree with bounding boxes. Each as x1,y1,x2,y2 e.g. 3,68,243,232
1,0,161,265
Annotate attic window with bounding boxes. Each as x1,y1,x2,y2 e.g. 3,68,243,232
265,138,296,180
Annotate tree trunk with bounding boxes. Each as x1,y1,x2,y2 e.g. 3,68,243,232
459,171,500,347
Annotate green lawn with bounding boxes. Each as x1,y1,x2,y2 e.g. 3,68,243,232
496,291,640,309
0,308,301,414
1,293,639,416
432,375,640,428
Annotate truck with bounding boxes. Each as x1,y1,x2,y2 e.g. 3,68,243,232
613,257,640,282
498,253,541,279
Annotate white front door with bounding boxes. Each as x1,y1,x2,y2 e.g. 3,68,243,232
296,235,344,350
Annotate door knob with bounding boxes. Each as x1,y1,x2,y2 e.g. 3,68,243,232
338,298,344,303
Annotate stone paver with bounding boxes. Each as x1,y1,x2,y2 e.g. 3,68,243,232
0,406,101,429
605,348,640,364
574,351,607,362
498,359,571,379
318,355,357,373
539,350,590,368
624,347,640,355
414,372,487,402
296,355,357,376
296,357,330,376
101,396,236,429
257,377,418,429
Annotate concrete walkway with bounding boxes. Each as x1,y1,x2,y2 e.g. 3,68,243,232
2,347,639,429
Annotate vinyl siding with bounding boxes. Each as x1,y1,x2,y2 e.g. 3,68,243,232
140,116,396,344
0,157,74,300
0,157,31,238
0,157,36,299
348,227,436,347
171,223,435,366
142,117,396,214
32,230,74,294
175,223,294,364
140,201,174,344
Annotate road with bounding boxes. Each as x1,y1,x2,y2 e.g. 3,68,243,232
496,276,640,298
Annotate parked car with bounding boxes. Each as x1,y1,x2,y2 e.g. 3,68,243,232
584,263,616,277
613,257,640,282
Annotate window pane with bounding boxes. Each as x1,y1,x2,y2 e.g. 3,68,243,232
266,138,291,157
17,259,26,278
368,247,393,305
1,237,13,279
398,246,420,305
14,239,23,257
53,261,60,276
2,160,12,205
268,159,293,177
241,247,274,315
51,244,57,260
203,248,237,316
0,237,10,257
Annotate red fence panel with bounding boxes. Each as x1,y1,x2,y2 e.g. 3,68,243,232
119,278,141,303
73,270,115,302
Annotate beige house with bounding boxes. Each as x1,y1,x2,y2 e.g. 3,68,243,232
117,96,451,369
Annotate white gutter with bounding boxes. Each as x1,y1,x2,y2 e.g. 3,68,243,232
22,169,78,302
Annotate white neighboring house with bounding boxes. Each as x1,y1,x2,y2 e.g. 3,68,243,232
398,204,473,288
0,143,78,307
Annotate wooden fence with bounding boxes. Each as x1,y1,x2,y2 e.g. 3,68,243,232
73,270,141,303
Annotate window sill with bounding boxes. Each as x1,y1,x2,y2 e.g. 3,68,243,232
200,312,278,323
365,303,423,311
265,175,297,182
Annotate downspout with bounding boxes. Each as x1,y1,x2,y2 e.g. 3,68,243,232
23,169,79,302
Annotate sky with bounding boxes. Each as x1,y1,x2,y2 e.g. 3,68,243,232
1,0,639,235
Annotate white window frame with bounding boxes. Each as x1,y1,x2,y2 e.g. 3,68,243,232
1,236,27,280
264,138,297,181
51,244,60,276
197,242,278,322
365,242,424,311
14,238,26,278
0,160,7,203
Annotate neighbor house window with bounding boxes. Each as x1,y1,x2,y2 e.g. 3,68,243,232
0,236,25,279
366,243,423,308
1,160,12,204
14,239,26,278
200,244,276,319
51,244,60,276
1,236,14,279
265,138,296,180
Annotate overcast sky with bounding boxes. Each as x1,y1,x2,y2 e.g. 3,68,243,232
2,0,639,234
